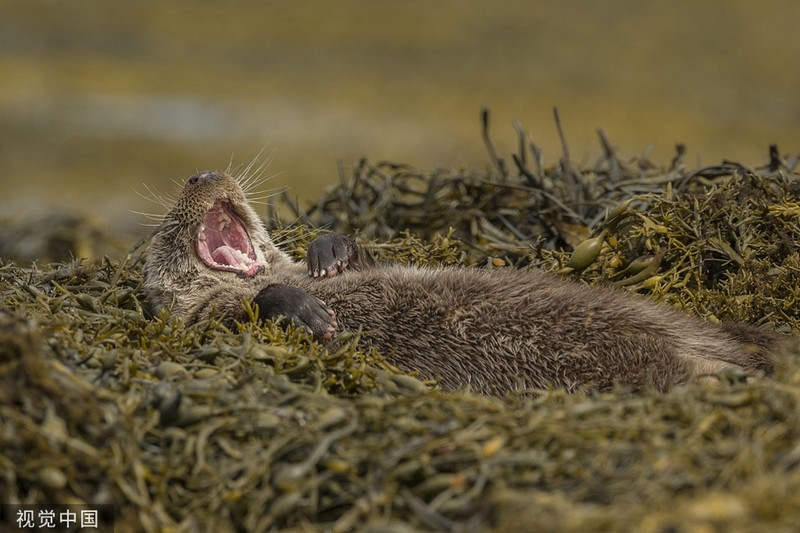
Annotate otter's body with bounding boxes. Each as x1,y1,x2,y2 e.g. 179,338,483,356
143,171,782,394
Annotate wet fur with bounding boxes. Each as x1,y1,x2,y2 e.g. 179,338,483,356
144,172,786,394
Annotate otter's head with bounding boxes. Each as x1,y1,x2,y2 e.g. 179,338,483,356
169,170,266,277
144,170,286,312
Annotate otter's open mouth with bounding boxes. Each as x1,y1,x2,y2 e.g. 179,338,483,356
196,201,264,277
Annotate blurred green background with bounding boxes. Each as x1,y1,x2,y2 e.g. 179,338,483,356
2,0,799,233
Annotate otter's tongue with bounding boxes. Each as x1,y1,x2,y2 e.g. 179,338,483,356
196,201,263,277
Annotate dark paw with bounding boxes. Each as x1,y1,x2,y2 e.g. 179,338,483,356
307,233,361,278
253,284,337,340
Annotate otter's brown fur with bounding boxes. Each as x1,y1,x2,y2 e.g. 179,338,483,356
143,170,785,394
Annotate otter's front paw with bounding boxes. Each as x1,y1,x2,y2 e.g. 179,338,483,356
253,284,337,340
307,233,358,278
307,233,376,278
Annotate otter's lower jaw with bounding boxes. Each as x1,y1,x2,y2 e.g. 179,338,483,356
196,200,264,277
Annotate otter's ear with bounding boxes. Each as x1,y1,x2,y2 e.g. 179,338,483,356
253,284,337,340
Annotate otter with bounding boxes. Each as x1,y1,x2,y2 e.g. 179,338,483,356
143,170,785,394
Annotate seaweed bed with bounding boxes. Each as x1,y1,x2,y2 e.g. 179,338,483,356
3,115,800,532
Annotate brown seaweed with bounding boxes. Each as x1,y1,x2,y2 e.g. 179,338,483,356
3,115,800,531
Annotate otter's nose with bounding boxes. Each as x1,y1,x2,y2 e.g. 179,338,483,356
186,171,221,185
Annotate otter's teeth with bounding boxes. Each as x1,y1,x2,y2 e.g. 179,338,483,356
218,212,231,231
198,224,207,241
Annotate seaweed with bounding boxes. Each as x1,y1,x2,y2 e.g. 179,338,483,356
3,114,800,531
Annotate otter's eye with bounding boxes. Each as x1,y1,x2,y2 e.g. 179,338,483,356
187,176,199,185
